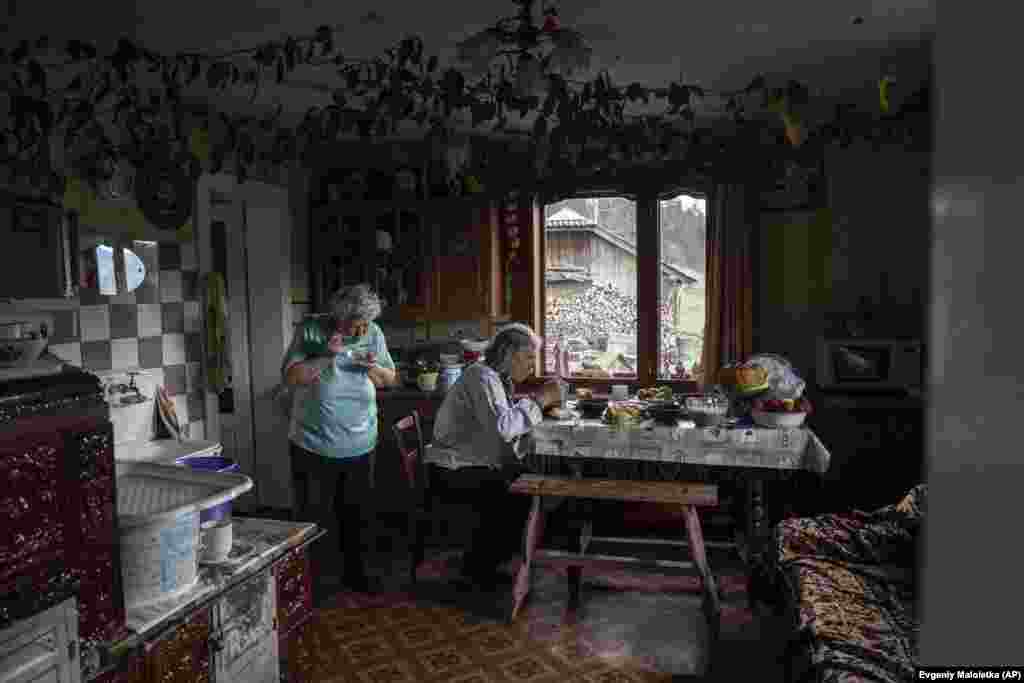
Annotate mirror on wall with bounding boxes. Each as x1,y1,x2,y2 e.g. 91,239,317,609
77,226,156,296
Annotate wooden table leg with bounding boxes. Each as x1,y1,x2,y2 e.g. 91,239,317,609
683,505,720,649
566,518,592,607
511,495,546,621
744,478,769,610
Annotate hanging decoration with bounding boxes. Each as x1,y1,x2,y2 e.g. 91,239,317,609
133,153,194,231
455,0,592,93
0,15,931,199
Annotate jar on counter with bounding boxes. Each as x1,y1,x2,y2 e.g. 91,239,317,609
438,363,464,392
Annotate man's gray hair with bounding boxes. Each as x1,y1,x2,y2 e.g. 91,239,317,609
329,284,382,322
485,322,541,375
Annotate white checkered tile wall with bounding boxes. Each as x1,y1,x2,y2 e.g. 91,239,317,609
45,239,207,440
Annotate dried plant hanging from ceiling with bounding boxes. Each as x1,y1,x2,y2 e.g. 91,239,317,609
0,4,931,198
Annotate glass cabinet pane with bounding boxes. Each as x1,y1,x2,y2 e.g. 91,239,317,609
377,210,430,311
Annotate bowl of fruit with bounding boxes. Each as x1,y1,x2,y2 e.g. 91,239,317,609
751,397,813,428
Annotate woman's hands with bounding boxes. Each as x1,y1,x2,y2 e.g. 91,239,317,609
286,359,326,386
366,361,398,388
327,333,345,355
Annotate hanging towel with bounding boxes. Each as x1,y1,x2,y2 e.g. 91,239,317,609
154,385,183,441
206,272,229,393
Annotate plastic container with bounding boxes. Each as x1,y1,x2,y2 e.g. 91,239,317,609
120,510,200,608
175,455,239,524
438,364,463,392
116,461,252,608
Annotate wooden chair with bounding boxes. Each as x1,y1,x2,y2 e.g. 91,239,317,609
393,410,429,586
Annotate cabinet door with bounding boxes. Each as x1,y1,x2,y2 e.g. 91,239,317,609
273,549,312,639
212,570,278,683
312,208,375,311
0,199,72,300
146,608,211,683
0,599,80,683
382,210,432,319
433,206,486,320
0,433,66,587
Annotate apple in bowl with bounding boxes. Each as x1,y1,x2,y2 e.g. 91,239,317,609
751,397,812,428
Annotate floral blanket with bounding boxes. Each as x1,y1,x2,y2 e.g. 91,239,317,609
772,485,926,683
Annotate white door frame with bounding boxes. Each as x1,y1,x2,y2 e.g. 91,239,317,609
195,173,293,509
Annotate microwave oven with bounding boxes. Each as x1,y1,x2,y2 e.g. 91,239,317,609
817,338,924,392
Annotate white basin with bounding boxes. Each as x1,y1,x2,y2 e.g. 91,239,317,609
115,438,222,465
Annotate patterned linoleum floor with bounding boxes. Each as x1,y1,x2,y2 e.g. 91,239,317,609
290,543,790,682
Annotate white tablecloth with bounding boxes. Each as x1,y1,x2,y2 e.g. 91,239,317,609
531,416,830,475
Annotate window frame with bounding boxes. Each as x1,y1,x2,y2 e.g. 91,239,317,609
536,189,707,394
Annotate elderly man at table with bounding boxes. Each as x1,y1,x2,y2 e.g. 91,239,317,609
426,322,562,588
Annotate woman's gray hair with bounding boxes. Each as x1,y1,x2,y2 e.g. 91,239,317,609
328,283,382,322
485,322,541,375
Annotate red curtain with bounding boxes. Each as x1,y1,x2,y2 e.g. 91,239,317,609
700,182,755,387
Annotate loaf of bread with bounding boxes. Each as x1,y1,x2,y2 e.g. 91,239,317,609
719,365,768,388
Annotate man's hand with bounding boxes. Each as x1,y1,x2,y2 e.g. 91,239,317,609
535,380,563,409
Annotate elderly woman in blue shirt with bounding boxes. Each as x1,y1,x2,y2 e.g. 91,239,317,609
282,284,397,592
427,322,562,587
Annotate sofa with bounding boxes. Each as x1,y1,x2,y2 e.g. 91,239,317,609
769,484,925,683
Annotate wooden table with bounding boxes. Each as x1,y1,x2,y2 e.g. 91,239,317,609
509,412,832,652
526,412,831,561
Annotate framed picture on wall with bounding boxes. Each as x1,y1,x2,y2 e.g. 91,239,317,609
761,156,827,211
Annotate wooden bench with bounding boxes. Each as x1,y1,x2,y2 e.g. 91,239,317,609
508,474,721,650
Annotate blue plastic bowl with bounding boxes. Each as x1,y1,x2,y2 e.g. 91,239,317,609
176,455,240,524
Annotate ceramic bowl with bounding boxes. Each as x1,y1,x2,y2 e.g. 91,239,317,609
0,337,47,367
576,398,609,419
751,410,807,428
417,372,439,392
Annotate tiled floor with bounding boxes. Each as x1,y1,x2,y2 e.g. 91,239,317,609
291,513,791,682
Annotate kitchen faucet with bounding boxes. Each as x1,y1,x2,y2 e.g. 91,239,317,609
111,372,147,404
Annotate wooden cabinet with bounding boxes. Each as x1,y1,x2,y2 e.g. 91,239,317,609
211,571,277,683
88,527,318,683
274,548,314,683
809,396,926,512
0,193,75,301
433,205,488,320
311,201,434,319
0,414,124,680
145,609,211,683
311,199,503,322
0,599,80,683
